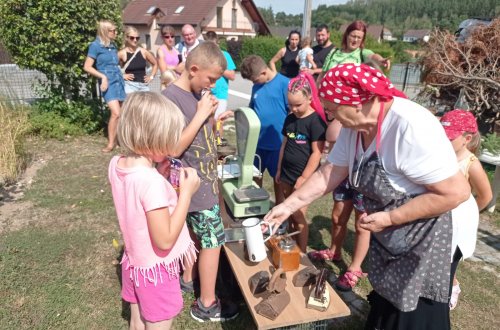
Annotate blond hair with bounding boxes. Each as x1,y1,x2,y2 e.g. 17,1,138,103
466,132,481,155
301,36,312,48
124,26,138,38
185,42,227,71
97,20,116,47
117,92,185,157
161,70,177,89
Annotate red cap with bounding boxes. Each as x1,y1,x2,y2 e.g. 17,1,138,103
440,109,478,140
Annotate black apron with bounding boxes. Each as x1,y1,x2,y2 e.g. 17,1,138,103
350,103,452,312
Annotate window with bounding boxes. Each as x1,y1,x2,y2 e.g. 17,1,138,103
146,6,156,15
145,34,151,49
217,7,223,28
174,6,184,14
232,9,237,29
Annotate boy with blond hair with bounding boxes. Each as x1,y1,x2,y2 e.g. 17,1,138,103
161,42,238,322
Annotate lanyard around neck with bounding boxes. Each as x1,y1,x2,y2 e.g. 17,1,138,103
355,101,386,154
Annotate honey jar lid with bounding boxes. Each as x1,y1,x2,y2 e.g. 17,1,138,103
279,237,296,251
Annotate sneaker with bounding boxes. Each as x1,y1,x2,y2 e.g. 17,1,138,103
180,276,194,293
190,297,239,322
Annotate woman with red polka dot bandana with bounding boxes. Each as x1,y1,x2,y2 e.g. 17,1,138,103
265,64,470,329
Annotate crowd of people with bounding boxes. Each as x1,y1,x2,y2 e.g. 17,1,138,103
83,19,492,330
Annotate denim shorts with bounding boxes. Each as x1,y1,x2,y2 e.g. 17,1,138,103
125,80,150,94
186,204,225,249
333,178,365,212
102,70,125,103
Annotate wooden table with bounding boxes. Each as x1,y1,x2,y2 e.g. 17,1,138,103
223,242,351,330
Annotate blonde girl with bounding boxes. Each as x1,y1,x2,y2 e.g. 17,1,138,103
84,20,125,153
441,109,492,310
109,92,199,329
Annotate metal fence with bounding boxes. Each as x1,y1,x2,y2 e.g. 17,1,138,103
389,63,423,99
0,64,164,103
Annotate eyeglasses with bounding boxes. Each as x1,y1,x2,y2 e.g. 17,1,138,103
128,36,140,41
163,35,174,39
108,28,116,33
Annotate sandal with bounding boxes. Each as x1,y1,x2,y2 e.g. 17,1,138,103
449,283,461,310
335,269,367,291
307,249,342,262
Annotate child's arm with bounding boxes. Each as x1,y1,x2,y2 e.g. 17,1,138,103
275,138,287,184
147,168,200,250
295,140,325,189
307,53,317,69
170,93,217,157
269,47,285,73
468,159,493,211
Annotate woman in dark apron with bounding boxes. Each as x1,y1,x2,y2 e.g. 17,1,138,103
264,63,471,329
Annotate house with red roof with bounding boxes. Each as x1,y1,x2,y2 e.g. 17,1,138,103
122,0,270,53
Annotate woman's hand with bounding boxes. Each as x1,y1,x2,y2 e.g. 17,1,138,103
100,76,109,92
263,203,293,229
381,58,391,70
144,75,154,83
358,211,392,232
123,73,134,81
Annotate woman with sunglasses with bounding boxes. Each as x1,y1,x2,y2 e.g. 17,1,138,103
156,25,181,76
118,26,158,95
265,64,470,330
84,20,125,153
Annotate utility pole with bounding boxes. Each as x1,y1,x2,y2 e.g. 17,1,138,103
302,0,312,38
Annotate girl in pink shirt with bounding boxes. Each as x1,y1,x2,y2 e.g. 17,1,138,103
109,92,200,329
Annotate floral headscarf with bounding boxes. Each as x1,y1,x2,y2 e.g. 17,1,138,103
318,63,406,106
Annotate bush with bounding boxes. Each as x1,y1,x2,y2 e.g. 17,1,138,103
28,111,85,140
239,36,285,70
32,95,104,134
0,98,30,185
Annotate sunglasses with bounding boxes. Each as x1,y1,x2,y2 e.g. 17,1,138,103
128,36,140,41
163,35,174,39
108,28,116,33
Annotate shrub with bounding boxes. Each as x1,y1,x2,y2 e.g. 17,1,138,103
0,98,30,185
27,110,85,140
239,36,285,70
32,95,104,134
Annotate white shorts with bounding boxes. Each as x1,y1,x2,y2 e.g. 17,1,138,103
214,99,228,120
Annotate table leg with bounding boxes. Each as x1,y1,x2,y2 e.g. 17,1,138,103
487,165,500,213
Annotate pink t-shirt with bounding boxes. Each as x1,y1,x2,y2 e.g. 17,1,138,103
108,156,196,286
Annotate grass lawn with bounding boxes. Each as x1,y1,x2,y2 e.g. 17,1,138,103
0,135,499,329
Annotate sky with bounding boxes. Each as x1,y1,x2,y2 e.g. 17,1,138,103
253,0,349,15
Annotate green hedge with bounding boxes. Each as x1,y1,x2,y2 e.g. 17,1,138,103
232,36,284,70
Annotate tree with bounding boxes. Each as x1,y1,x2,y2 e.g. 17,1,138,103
258,6,275,26
0,0,122,101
